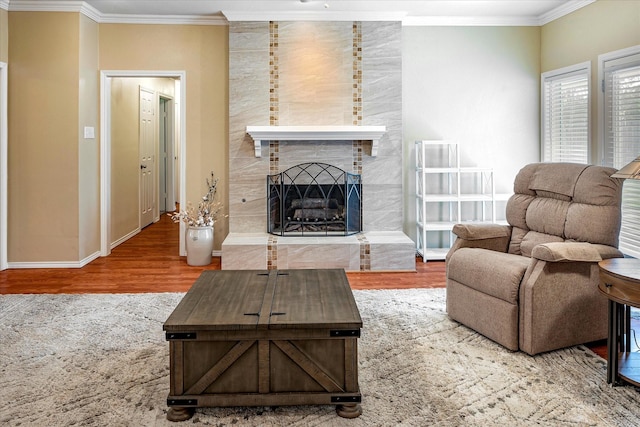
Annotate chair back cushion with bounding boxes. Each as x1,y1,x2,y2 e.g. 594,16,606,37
505,163,622,257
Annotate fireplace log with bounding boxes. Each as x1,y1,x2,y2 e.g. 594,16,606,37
291,198,339,209
293,209,340,220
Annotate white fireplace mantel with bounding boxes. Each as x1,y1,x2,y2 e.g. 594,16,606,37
246,125,387,158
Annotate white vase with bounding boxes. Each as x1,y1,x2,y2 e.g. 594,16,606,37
185,226,214,266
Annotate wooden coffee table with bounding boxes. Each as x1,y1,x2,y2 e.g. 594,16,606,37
163,269,363,421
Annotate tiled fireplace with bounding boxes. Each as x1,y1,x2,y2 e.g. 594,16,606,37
222,20,415,271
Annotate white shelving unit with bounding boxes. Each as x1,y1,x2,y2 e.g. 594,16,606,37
415,140,506,262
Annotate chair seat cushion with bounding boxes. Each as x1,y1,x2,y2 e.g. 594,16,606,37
447,248,531,304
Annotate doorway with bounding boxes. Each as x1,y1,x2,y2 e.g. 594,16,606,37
139,86,156,229
100,71,187,257
159,94,175,214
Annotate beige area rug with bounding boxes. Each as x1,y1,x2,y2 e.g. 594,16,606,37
1,288,640,426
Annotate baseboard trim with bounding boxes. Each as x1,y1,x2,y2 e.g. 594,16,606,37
8,250,102,269
6,247,220,269
111,228,141,250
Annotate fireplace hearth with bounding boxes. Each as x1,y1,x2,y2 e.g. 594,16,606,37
267,163,362,236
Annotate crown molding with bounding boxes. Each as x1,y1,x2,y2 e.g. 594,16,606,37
538,0,596,25
98,13,226,26
223,10,408,22
6,0,596,26
403,0,595,27
8,0,226,24
9,0,84,12
402,15,540,27
79,1,100,22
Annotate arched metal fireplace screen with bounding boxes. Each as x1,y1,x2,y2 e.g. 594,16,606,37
267,162,362,236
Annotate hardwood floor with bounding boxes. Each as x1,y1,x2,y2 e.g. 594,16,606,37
0,213,605,358
0,213,444,294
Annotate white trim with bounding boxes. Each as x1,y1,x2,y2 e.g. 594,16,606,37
99,73,111,257
0,62,6,271
598,45,640,68
540,61,591,163
9,0,90,13
79,2,101,22
403,15,540,27
98,13,227,26
597,45,640,165
110,227,140,250
8,0,102,23
541,60,591,80
6,0,594,26
538,0,596,26
8,0,226,25
246,125,386,158
404,0,595,27
8,250,101,269
223,10,407,22
100,70,187,258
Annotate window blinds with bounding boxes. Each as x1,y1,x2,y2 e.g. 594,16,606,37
542,66,589,163
603,52,640,258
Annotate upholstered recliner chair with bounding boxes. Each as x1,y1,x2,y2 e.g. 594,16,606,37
445,163,623,355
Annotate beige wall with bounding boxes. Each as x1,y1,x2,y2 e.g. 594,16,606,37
79,15,100,261
100,24,229,250
110,77,175,245
541,0,640,163
110,78,139,244
7,18,228,264
7,3,634,264
0,9,7,63
8,12,81,262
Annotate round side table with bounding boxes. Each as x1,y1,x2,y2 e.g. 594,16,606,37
598,258,640,386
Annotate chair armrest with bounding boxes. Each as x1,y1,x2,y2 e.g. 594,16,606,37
531,242,603,263
452,223,511,241
445,224,511,263
590,244,624,260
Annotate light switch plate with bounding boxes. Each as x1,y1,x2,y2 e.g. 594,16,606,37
84,126,95,139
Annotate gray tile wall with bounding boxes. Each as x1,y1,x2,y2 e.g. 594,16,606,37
228,21,402,233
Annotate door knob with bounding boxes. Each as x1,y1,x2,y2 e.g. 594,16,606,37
140,165,147,169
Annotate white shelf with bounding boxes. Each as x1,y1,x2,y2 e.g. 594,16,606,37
417,247,451,261
415,140,504,262
417,221,458,231
416,167,459,174
246,125,386,157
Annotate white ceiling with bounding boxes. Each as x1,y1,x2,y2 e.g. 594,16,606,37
8,0,596,25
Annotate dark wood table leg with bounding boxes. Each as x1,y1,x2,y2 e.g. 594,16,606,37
167,407,194,422
625,304,632,352
611,301,621,385
336,403,362,418
607,299,616,384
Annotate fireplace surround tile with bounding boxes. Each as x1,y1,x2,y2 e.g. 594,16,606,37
222,231,414,272
225,20,414,271
367,232,417,271
220,233,269,270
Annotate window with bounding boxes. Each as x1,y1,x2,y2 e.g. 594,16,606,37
600,46,640,258
541,62,590,163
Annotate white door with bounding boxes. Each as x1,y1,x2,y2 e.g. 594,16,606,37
139,87,156,229
159,95,175,213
